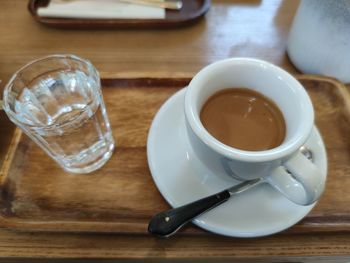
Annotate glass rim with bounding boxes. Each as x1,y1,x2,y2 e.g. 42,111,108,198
2,54,100,130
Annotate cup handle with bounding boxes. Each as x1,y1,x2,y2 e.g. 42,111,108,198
266,152,325,205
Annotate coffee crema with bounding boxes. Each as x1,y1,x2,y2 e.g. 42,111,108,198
200,88,286,151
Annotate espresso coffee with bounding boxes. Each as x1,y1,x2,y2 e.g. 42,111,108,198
200,88,286,151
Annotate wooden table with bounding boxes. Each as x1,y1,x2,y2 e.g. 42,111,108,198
1,0,350,262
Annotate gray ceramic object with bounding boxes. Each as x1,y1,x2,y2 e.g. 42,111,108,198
288,0,350,83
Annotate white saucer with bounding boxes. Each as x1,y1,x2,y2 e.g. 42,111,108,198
147,89,327,237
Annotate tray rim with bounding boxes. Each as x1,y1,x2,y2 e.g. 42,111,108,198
1,73,350,234
28,0,211,29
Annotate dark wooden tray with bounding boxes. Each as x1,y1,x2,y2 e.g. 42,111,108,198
28,0,210,29
0,74,350,234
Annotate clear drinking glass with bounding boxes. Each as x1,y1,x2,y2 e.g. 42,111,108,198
2,54,115,174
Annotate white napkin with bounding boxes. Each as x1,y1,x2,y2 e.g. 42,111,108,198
37,0,166,19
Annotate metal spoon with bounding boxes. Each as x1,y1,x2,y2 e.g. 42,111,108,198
148,178,263,237
148,147,314,237
57,0,183,10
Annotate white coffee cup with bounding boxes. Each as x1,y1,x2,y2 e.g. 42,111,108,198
184,58,326,206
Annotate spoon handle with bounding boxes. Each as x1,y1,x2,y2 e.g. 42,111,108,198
148,190,230,237
148,179,262,237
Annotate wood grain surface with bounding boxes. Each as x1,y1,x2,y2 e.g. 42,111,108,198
2,0,350,262
0,0,299,84
1,75,350,236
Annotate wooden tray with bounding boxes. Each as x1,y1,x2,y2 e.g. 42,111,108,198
28,0,210,29
1,74,350,234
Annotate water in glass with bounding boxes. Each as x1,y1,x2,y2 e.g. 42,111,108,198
4,55,114,173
